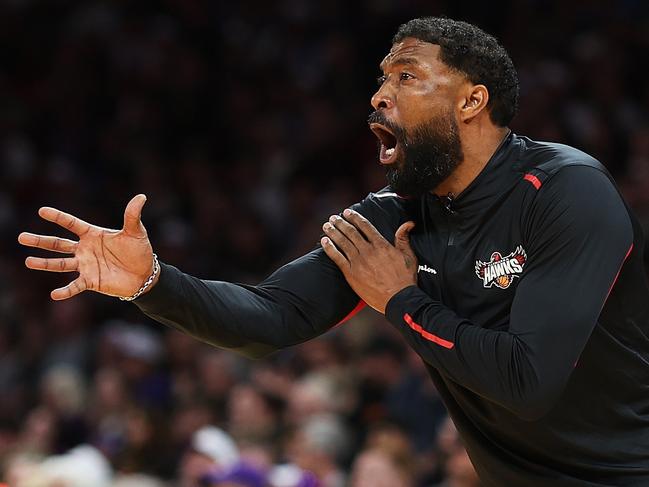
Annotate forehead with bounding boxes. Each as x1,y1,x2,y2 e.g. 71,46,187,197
380,37,445,72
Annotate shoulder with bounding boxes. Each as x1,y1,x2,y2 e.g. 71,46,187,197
522,157,631,244
512,136,631,240
359,187,409,209
515,135,611,189
351,187,416,241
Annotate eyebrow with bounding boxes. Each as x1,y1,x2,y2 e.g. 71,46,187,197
379,56,421,71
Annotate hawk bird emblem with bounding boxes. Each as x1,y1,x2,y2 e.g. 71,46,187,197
475,246,527,289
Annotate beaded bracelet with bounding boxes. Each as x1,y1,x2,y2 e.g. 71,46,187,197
119,253,160,301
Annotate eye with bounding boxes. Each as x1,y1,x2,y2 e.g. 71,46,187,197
376,75,387,86
400,72,415,81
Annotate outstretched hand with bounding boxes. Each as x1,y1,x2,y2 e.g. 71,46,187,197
18,195,156,301
320,208,417,314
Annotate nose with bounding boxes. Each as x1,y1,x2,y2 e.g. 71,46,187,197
371,84,394,110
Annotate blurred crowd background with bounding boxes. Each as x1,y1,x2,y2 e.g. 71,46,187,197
2,0,649,486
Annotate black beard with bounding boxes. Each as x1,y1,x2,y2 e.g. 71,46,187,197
368,110,463,197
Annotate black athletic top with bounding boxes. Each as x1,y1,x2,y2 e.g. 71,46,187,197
135,133,649,486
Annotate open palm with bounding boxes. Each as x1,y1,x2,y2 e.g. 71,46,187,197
18,194,155,300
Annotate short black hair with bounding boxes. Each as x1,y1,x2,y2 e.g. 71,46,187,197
393,17,519,127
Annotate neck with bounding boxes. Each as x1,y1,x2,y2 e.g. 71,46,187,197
433,126,510,198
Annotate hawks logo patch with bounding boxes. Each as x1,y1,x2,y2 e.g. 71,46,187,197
475,246,527,289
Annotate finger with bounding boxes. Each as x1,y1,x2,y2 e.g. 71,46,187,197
395,221,416,253
342,209,384,243
38,207,91,236
320,236,350,271
51,277,88,301
323,221,358,258
18,232,78,254
123,194,147,237
328,215,367,249
25,256,78,273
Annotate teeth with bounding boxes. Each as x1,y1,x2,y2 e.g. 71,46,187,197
385,147,395,156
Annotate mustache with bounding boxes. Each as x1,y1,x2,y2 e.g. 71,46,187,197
367,110,401,133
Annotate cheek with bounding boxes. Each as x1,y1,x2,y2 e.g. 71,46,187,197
402,78,454,116
396,92,445,127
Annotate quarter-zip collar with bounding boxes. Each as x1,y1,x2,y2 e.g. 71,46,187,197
432,131,523,214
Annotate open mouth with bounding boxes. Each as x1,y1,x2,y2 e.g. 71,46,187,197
369,123,399,165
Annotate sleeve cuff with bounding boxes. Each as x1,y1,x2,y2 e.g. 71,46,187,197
385,285,434,325
133,262,181,312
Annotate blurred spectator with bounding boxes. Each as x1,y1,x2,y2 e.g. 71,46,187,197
227,384,281,444
14,408,57,458
41,299,92,373
429,418,480,487
349,425,416,487
285,414,350,487
355,337,446,452
433,448,481,487
112,407,168,477
349,448,413,487
39,365,88,453
88,367,131,461
170,402,218,449
98,321,170,410
179,426,240,487
195,349,242,416
285,370,357,426
11,445,112,487
3,452,42,487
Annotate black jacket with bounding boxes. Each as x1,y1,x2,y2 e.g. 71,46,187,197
136,133,649,486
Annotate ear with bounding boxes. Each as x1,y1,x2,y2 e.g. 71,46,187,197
457,84,489,123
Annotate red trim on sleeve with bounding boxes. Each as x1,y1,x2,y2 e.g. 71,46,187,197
403,313,455,349
524,174,542,190
604,244,634,303
335,300,366,327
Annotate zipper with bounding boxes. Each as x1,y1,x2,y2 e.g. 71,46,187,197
448,215,457,246
443,194,457,247
440,197,458,307
428,194,455,305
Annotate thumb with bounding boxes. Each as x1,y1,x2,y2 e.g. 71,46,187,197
395,221,415,253
123,194,147,236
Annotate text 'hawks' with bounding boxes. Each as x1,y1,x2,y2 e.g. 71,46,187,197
475,246,527,290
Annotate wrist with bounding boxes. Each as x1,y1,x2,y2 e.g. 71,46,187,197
385,285,420,319
140,264,161,296
119,253,160,301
